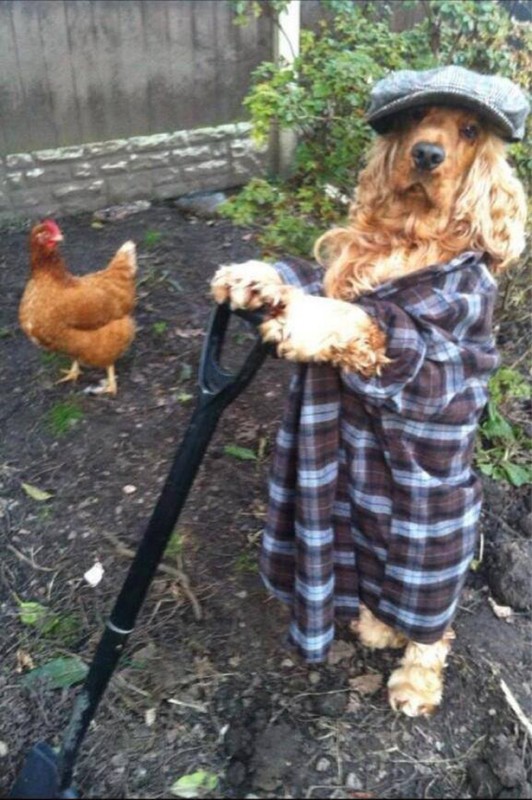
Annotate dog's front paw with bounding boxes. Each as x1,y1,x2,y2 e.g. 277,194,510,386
257,284,294,345
211,261,282,310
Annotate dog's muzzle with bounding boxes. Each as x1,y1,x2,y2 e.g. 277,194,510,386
411,142,445,172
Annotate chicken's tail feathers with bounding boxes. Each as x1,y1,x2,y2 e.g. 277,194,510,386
116,240,137,275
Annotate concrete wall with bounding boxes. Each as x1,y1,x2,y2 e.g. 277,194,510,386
0,122,266,218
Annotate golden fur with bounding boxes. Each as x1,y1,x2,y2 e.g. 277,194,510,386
317,107,527,300
211,105,527,716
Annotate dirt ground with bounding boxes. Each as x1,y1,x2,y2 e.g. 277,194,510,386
1,203,531,799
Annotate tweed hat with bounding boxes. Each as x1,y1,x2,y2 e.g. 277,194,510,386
366,65,530,142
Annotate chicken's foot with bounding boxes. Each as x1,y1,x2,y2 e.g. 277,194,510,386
57,360,81,384
85,365,118,396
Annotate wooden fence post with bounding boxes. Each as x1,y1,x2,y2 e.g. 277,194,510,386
271,0,301,178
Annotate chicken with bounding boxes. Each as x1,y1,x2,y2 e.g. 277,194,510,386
19,220,137,395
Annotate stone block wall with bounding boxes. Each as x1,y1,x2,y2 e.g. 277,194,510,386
0,122,267,221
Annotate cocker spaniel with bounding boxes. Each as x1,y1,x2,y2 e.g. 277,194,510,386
211,74,528,717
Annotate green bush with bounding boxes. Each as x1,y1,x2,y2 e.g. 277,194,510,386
223,0,531,257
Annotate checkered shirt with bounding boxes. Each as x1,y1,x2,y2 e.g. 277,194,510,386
260,252,499,661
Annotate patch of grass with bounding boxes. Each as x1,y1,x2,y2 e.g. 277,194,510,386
234,551,259,574
476,367,532,486
18,600,81,648
40,351,69,367
46,401,84,436
165,529,185,558
152,321,168,336
143,229,163,248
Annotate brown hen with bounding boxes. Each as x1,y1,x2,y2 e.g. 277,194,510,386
19,220,137,395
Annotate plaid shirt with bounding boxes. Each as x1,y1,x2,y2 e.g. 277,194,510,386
260,252,499,662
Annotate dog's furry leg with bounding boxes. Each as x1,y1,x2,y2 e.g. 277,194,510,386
387,629,456,717
211,261,283,310
351,605,408,649
258,285,390,377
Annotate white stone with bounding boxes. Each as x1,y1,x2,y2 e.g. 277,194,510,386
85,140,128,157
6,153,34,169
35,146,85,162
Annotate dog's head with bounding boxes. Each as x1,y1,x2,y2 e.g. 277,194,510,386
385,105,487,210
354,104,527,272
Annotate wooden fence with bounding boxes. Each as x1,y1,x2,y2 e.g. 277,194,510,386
0,0,273,154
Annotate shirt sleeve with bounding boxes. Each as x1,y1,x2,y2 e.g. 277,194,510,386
340,298,469,420
272,258,325,297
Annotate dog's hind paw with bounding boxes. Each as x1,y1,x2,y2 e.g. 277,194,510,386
387,664,443,717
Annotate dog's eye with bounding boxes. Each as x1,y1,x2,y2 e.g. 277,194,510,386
410,108,427,122
461,125,479,141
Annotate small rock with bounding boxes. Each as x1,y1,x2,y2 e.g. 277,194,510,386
93,200,151,223
0,741,8,757
312,690,348,718
308,671,321,686
519,512,532,538
499,786,532,799
346,772,363,790
224,725,254,760
226,759,248,787
122,484,137,495
315,757,330,773
487,539,532,610
467,760,502,799
174,191,227,218
326,639,355,665
281,658,294,668
489,737,528,788
110,752,129,770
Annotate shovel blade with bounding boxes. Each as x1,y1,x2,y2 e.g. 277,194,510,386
9,742,77,799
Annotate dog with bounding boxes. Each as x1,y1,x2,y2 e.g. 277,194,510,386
211,67,528,717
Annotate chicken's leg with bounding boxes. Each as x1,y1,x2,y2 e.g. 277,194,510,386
57,360,81,384
104,365,117,396
84,365,118,396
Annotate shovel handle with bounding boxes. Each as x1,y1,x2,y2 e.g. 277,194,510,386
57,302,270,791
198,302,269,397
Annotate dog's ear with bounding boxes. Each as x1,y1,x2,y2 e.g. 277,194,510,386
453,137,527,272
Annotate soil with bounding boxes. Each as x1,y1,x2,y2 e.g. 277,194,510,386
0,203,531,800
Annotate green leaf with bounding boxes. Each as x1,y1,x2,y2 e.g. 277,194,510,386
224,445,257,461
21,482,53,502
501,462,532,487
177,392,194,404
170,771,218,798
21,657,88,690
18,601,49,626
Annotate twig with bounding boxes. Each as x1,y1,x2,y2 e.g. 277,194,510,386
167,697,208,713
7,543,55,572
99,530,202,621
500,679,532,738
482,508,521,538
509,344,532,371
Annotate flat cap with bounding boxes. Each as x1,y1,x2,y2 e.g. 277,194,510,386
366,65,530,142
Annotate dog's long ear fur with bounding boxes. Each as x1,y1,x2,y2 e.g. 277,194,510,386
451,136,527,272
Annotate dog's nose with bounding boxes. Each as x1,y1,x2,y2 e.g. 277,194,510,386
411,142,445,171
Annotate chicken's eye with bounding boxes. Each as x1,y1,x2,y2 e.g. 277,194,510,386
461,125,479,141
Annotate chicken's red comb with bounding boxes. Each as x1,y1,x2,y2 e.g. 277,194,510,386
42,219,63,241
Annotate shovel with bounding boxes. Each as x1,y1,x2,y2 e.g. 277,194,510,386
10,302,269,799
